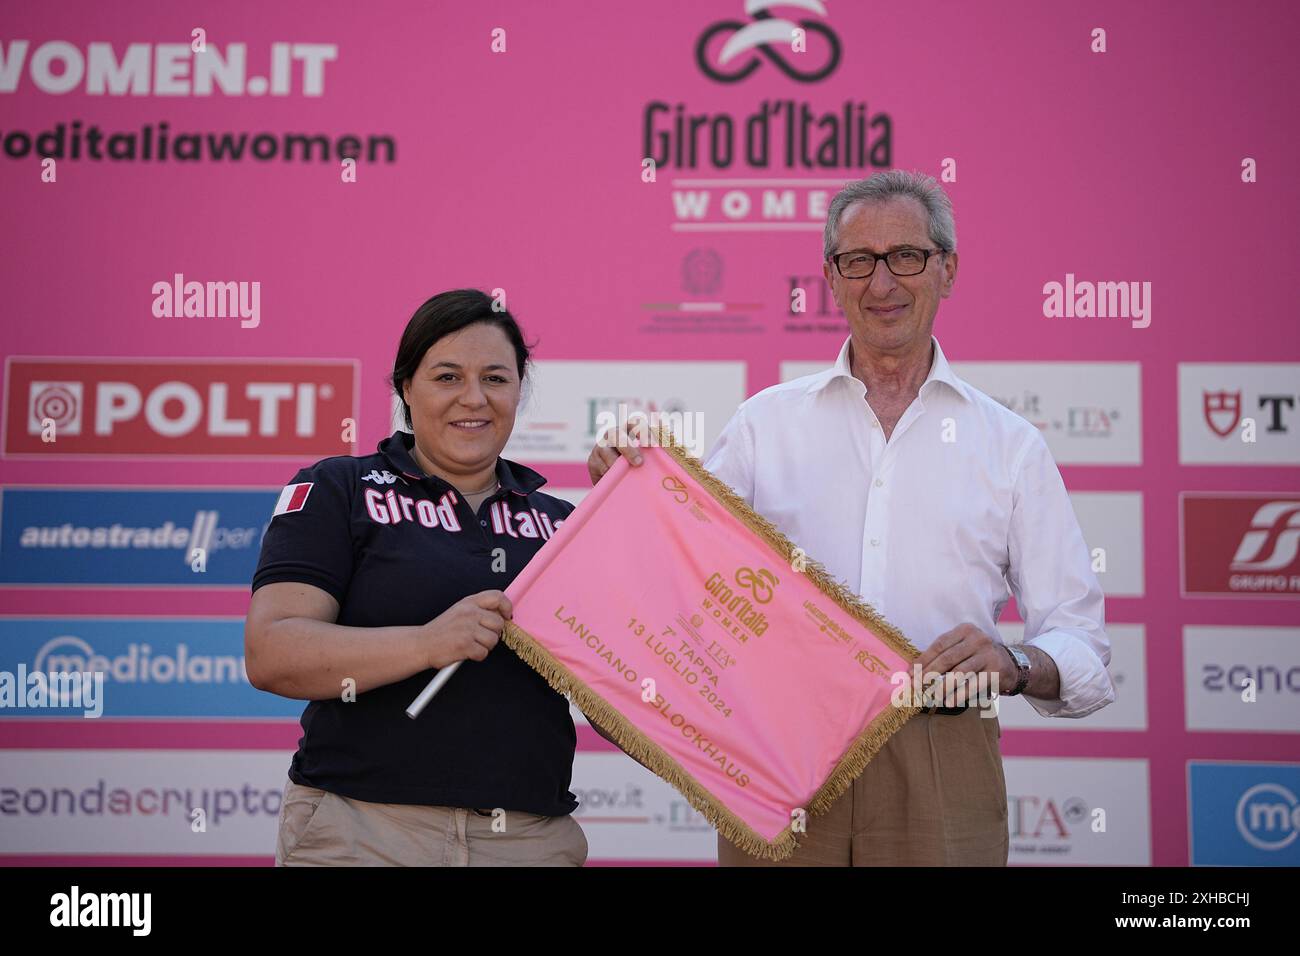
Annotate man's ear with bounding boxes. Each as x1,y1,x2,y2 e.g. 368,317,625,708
940,251,958,297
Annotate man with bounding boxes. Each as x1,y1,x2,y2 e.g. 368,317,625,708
588,169,1113,866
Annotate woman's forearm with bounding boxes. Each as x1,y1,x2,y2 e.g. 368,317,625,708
248,617,429,701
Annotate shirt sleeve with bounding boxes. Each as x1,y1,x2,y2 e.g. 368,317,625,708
1006,430,1115,719
251,462,355,606
703,403,756,506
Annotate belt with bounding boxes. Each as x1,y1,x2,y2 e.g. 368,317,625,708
472,807,495,816
919,704,968,715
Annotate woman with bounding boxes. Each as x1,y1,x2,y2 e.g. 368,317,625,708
246,289,586,866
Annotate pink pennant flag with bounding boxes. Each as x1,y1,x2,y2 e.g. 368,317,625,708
503,431,920,859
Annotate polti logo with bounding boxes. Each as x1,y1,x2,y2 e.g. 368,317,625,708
1182,493,1300,597
4,358,357,458
696,0,841,83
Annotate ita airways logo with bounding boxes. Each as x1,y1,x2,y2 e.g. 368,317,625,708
696,0,841,83
1203,390,1242,438
1182,493,1300,597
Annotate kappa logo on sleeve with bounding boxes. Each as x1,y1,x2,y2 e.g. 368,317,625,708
272,482,313,517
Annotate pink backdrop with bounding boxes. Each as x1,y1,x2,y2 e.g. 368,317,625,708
2,0,1298,866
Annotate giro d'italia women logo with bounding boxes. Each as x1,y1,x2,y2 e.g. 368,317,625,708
696,0,842,83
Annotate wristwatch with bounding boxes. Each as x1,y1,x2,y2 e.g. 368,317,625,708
1003,644,1032,696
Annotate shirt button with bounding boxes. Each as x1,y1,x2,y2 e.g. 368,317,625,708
872,421,880,429
480,520,487,526
874,478,883,488
870,538,880,547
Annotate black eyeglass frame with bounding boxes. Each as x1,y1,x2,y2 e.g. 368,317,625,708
828,246,948,279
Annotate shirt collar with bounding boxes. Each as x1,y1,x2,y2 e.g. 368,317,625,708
807,335,970,403
377,430,548,495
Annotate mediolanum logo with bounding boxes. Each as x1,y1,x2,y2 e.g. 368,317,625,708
1236,783,1300,851
1189,763,1300,865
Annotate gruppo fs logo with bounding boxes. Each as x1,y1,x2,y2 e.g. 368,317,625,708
1231,502,1300,572
697,0,841,83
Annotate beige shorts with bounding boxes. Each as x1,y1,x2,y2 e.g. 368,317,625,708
718,706,1010,867
275,779,589,867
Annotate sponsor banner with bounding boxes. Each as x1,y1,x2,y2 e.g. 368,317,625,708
1189,762,1300,866
0,750,291,855
780,360,1142,465
573,753,716,861
1179,364,1300,465
503,361,746,463
1183,627,1300,733
951,362,1142,465
1181,493,1300,598
0,618,301,719
0,487,275,587
3,357,357,458
1004,757,1151,865
1070,492,1144,597
995,624,1145,731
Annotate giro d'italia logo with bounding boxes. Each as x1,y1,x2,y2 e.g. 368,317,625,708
696,0,842,83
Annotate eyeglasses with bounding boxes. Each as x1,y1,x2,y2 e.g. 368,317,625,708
829,246,946,279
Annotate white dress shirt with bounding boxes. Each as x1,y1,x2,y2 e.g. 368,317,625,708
704,335,1114,719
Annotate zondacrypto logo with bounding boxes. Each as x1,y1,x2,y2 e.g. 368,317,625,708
701,567,778,642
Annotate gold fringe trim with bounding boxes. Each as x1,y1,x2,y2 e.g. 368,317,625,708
502,620,799,860
505,423,921,860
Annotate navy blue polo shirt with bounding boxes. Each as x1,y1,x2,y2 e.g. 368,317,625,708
251,429,578,816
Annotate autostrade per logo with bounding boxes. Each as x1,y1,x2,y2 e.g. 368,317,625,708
0,487,277,586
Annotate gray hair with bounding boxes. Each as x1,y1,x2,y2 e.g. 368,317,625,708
822,169,957,260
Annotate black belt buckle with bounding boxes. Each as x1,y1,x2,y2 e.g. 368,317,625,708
922,704,968,716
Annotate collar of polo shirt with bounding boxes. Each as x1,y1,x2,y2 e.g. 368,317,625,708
378,430,548,497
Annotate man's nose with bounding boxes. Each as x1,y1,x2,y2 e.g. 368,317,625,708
867,258,899,296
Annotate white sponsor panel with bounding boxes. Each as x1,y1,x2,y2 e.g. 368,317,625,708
779,360,825,382
1004,757,1151,865
995,624,1145,730
549,488,592,509
1179,364,1300,465
1184,627,1300,733
952,362,1141,464
782,360,1142,464
1069,491,1144,597
572,752,716,861
504,361,746,463
0,750,291,855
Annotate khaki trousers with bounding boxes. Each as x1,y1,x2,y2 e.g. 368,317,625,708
718,707,1009,866
275,780,588,867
